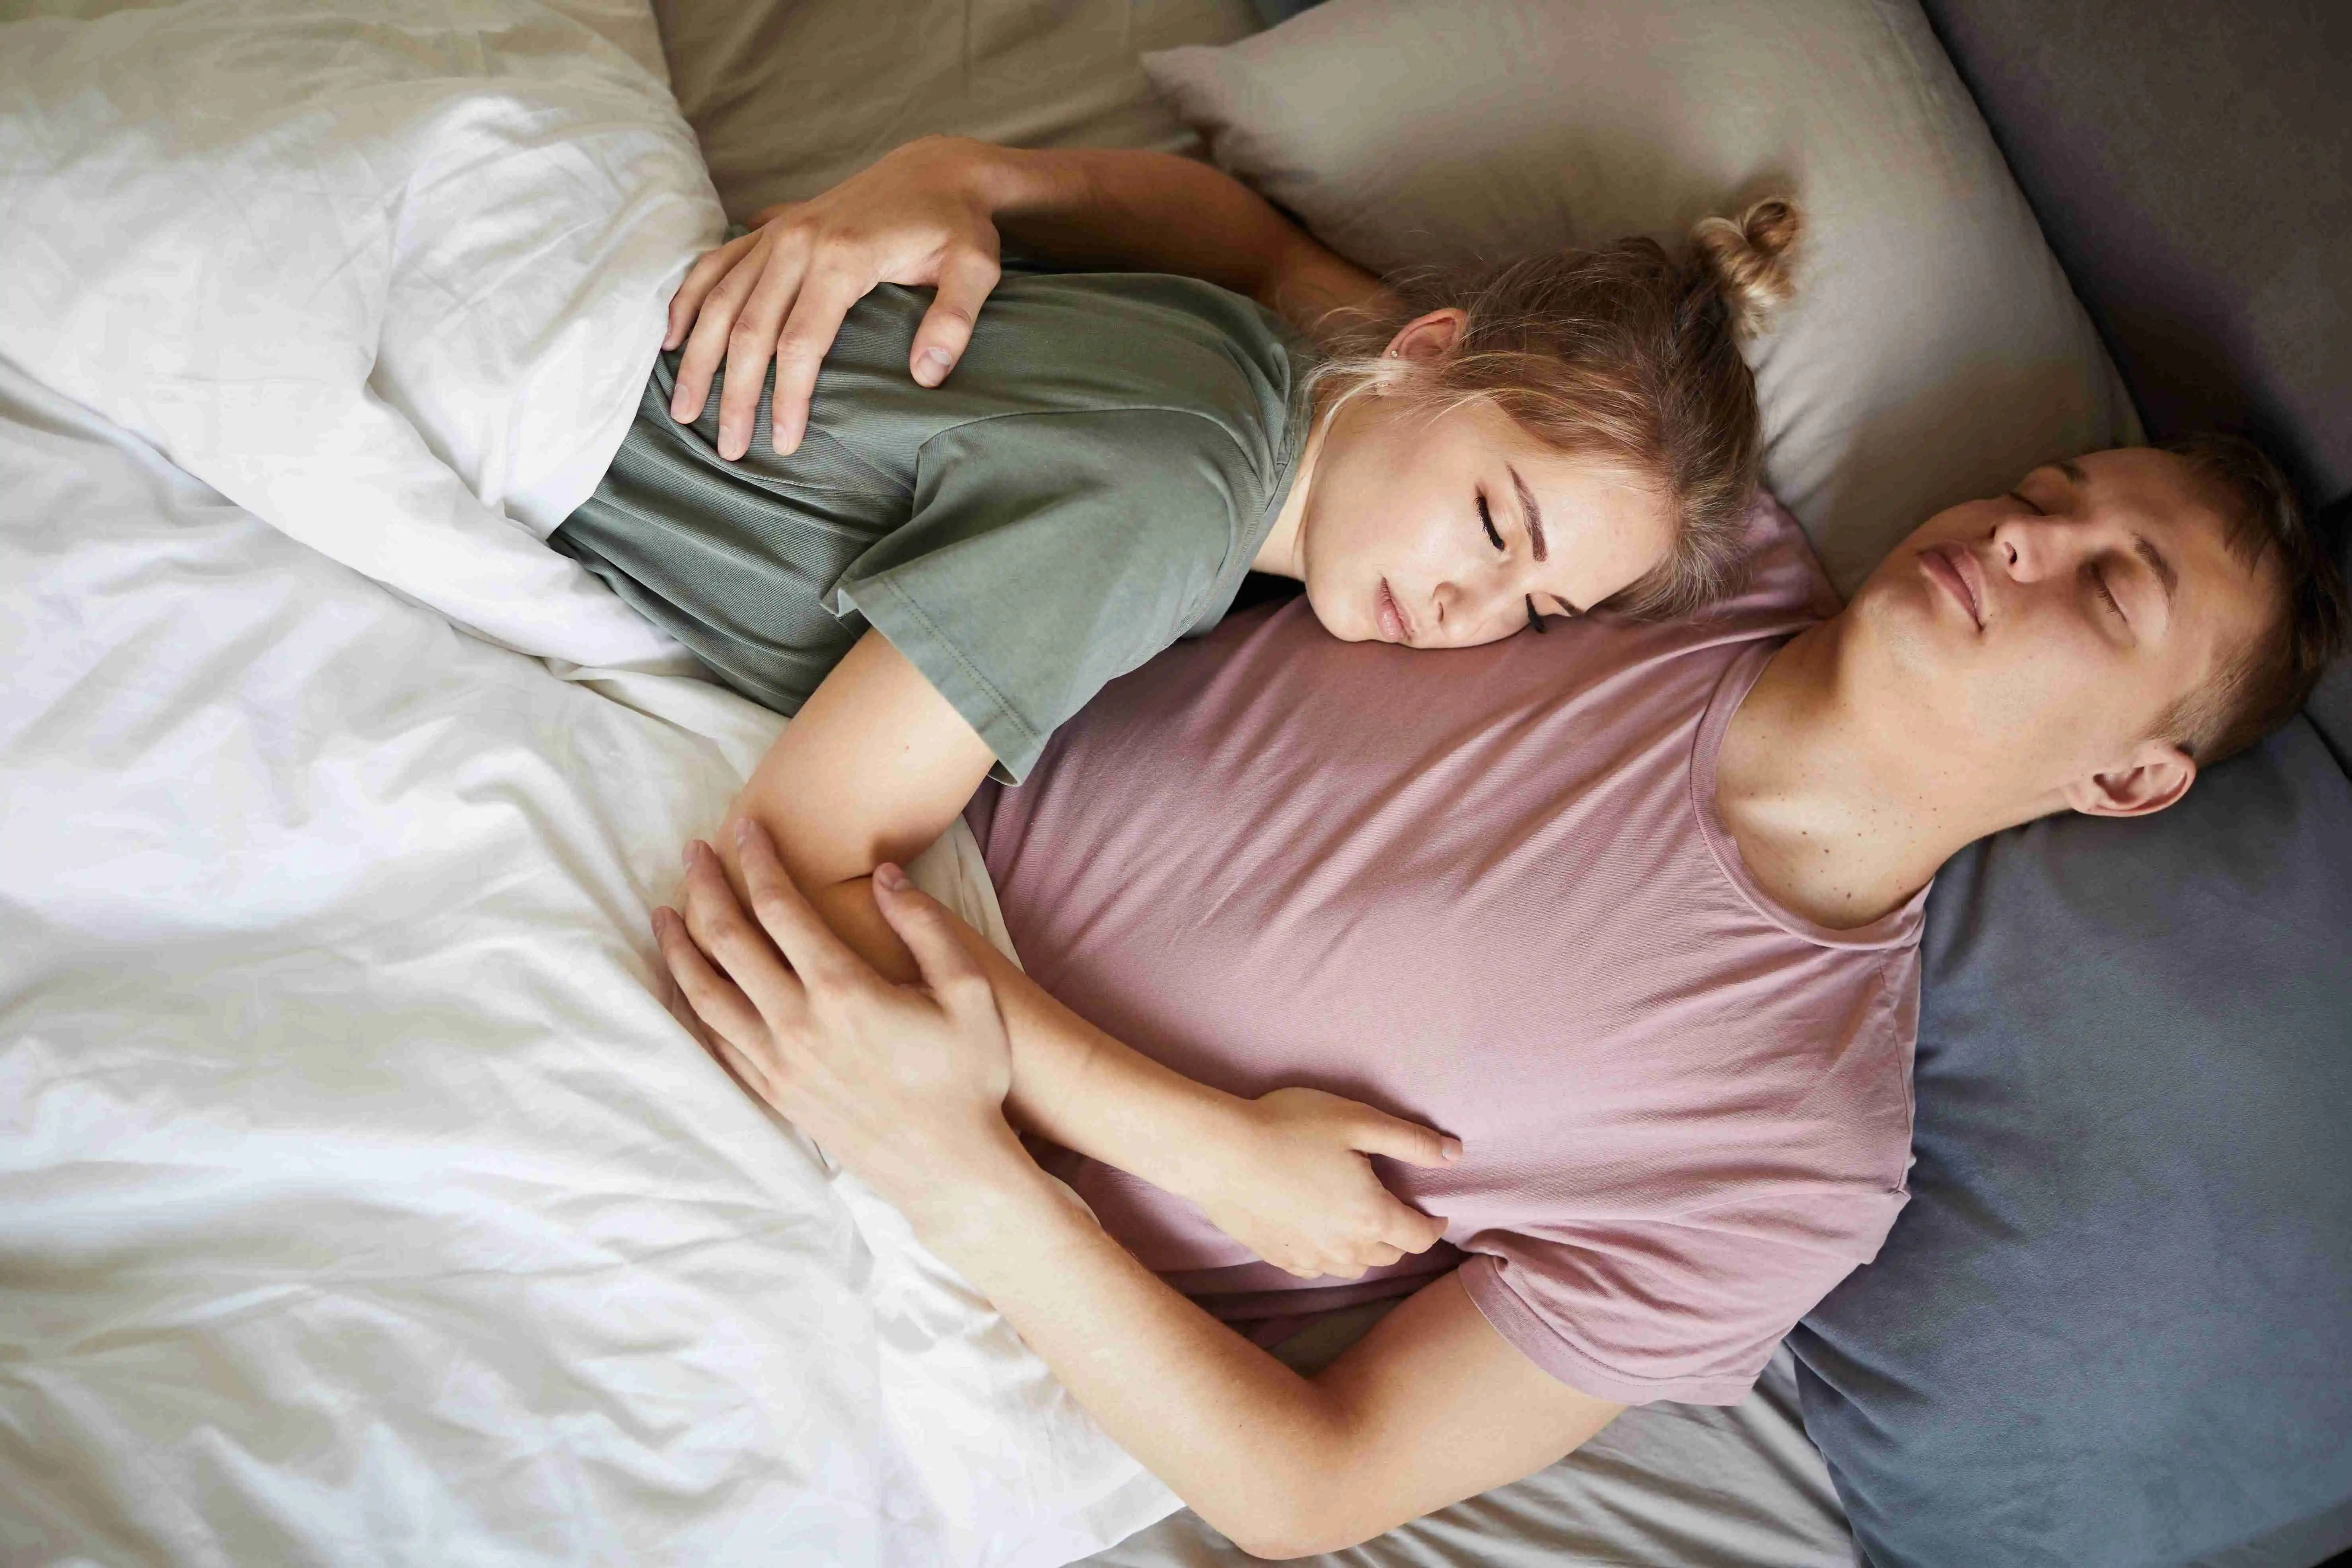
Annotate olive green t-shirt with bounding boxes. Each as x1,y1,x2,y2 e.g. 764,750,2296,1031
552,270,1302,782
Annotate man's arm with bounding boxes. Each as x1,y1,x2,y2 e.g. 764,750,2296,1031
667,135,1381,460
656,830,1623,1557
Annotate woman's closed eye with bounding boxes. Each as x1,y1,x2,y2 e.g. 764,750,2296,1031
1480,492,1551,634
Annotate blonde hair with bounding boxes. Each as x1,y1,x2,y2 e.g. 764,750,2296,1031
1301,198,1802,619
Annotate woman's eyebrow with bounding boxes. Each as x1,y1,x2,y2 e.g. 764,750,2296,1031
1509,463,1548,561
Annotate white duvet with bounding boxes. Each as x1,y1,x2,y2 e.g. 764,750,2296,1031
0,3,1177,1562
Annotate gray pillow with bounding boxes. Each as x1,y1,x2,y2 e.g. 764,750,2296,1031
1790,636,2352,1568
1142,0,2141,594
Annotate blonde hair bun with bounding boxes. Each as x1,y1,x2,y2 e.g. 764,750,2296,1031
1691,197,1802,339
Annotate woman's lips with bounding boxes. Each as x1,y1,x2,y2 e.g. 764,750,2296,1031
1921,545,1984,628
1375,578,1413,644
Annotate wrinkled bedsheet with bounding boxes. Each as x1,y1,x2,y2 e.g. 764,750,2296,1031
0,1,1180,1560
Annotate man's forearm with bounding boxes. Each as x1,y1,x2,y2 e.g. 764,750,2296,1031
910,1148,1357,1557
959,140,1382,336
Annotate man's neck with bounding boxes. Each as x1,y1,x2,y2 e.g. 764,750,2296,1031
1714,621,2003,930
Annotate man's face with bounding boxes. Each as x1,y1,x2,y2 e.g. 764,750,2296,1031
1840,448,2280,821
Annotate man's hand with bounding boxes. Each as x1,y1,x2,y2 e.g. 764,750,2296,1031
1192,1088,1459,1281
655,820,1027,1224
665,136,1009,461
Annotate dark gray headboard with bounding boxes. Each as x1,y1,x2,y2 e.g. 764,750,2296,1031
1914,0,2350,514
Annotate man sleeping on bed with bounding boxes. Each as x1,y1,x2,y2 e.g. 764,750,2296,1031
651,139,2350,1557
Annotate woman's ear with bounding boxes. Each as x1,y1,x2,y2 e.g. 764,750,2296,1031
1383,308,1468,363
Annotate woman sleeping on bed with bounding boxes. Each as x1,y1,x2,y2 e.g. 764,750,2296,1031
555,138,1798,1284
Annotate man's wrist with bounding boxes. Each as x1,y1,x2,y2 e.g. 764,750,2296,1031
963,142,1089,225
903,1132,1074,1261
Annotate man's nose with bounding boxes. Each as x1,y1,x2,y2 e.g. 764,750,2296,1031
1990,513,2071,582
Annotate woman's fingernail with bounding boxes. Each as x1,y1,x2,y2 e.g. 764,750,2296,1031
915,348,953,386
1442,1138,1464,1161
680,843,695,868
733,819,751,847
874,862,906,891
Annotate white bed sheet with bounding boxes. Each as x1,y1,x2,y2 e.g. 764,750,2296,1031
0,344,1177,1565
0,0,1182,1555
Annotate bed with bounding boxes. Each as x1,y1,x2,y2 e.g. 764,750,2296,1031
2,1,2344,1565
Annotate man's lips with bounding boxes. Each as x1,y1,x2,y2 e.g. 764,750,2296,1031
1375,578,1417,644
1921,544,1985,628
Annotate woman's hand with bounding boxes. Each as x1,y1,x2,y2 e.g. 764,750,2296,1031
666,135,1011,461
656,820,1029,1226
1189,1088,1461,1281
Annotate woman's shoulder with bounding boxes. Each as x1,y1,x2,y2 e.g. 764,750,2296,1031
955,268,1299,436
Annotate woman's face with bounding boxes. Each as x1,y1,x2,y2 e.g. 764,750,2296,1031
1290,330,1679,648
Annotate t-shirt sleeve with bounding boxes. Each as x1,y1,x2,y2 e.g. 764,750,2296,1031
1457,1188,1907,1406
829,406,1266,783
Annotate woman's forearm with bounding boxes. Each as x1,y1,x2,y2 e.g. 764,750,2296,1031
810,877,1243,1200
957,140,1382,337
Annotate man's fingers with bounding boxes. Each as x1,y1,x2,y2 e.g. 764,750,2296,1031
1348,1112,1464,1169
768,266,871,455
672,237,768,428
870,862,992,1009
716,234,814,461
666,231,758,351
653,905,768,1064
908,245,1000,387
679,838,806,1023
730,819,866,991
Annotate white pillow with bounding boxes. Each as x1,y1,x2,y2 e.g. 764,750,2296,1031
1144,0,2143,592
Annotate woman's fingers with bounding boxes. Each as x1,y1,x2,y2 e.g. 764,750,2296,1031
908,243,1001,387
1347,1110,1464,1169
1380,1198,1452,1255
768,264,876,455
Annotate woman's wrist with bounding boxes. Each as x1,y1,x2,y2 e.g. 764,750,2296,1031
1135,1082,1259,1205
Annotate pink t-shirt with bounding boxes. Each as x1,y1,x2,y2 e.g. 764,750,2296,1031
967,499,1922,1406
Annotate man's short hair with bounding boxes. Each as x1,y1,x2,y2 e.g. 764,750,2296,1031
2160,434,2349,765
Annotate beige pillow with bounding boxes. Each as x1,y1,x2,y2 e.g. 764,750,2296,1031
655,0,1259,220
1144,0,2142,591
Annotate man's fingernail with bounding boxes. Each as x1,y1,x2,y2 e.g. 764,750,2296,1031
733,819,751,846
915,348,953,386
874,862,906,891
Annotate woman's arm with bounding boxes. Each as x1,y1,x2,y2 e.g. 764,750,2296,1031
713,631,1457,1280
657,834,1623,1557
669,136,1381,460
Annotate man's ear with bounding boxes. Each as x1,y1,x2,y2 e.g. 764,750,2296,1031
2062,740,2197,818
1383,308,1467,363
